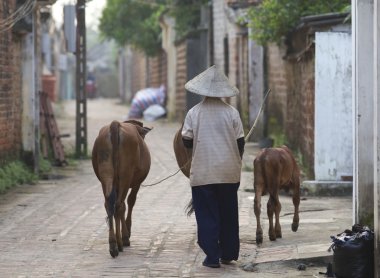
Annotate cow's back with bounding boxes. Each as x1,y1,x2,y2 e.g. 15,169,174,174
92,122,151,187
118,122,151,185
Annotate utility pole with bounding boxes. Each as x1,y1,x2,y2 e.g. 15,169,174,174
75,0,87,158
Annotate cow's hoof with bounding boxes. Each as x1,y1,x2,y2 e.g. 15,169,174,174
276,232,282,238
123,238,130,247
256,234,263,244
109,248,119,258
118,244,123,252
291,223,299,232
269,234,277,241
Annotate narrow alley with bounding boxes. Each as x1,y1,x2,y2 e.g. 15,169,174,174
0,99,351,277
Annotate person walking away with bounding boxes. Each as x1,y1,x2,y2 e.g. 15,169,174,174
181,65,245,268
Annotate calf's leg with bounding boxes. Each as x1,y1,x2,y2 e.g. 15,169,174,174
267,196,276,241
274,195,282,239
291,179,300,232
254,189,263,244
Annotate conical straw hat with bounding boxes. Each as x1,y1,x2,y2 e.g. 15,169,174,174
185,65,239,97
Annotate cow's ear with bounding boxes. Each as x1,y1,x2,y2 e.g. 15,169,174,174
124,119,143,127
137,126,153,138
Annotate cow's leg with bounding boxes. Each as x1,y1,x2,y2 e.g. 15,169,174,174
104,201,118,258
291,178,300,232
115,201,124,252
254,189,263,244
274,194,282,239
267,196,276,241
124,185,140,246
119,201,129,247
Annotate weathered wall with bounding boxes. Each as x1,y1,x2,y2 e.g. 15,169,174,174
0,0,23,164
315,32,352,181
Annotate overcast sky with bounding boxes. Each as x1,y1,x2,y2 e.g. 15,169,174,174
52,0,106,30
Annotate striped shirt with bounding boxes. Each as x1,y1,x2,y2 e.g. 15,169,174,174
182,97,244,187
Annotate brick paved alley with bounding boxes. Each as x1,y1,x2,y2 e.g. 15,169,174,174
0,98,352,277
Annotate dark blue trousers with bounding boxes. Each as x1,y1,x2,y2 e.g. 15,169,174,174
191,183,240,264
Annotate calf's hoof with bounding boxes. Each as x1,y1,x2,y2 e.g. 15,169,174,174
291,222,299,232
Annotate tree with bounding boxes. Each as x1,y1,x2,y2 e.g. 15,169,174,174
99,0,208,56
99,0,165,57
246,0,351,45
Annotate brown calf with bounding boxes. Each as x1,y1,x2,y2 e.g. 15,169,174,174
253,146,300,244
92,120,151,257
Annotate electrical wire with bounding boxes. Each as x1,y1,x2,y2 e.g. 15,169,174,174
0,0,36,33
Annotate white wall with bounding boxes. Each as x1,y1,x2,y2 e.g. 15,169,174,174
315,32,352,181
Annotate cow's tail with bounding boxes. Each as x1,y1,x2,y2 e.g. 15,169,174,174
108,120,120,219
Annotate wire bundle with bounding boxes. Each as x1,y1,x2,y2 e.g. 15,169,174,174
0,0,36,33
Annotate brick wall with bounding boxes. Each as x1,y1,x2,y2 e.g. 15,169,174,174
147,50,167,89
266,41,315,178
130,50,167,99
131,50,147,95
287,58,315,178
0,0,23,164
175,41,187,121
266,43,288,127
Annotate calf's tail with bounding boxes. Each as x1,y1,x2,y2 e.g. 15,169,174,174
108,120,120,218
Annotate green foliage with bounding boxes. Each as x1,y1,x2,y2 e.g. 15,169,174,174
99,0,208,56
247,0,350,45
0,161,38,194
268,117,286,147
168,0,209,39
99,0,165,57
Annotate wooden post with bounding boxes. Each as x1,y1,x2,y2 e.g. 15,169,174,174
373,0,380,274
75,0,87,158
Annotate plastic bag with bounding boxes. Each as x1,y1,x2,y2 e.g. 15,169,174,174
329,224,374,278
143,104,166,122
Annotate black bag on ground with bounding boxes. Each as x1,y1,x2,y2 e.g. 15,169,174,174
329,224,374,278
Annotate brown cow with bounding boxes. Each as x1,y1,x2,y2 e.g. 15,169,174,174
92,120,151,257
253,145,300,244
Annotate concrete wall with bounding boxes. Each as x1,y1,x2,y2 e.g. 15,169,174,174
352,0,375,226
161,16,177,120
212,0,227,71
21,34,36,154
315,32,352,181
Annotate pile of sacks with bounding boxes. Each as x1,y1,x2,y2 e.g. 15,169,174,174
329,224,374,278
